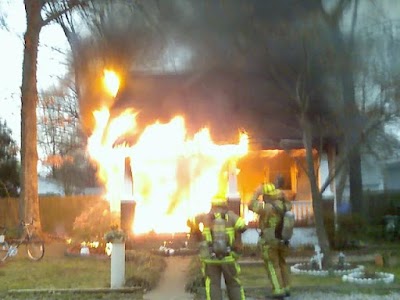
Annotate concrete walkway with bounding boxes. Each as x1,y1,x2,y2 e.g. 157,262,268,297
143,255,194,300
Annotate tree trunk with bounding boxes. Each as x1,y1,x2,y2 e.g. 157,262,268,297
321,0,364,216
341,71,363,215
20,1,43,230
335,157,348,214
301,116,333,266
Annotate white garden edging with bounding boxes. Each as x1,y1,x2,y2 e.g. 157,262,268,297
291,263,364,277
290,245,395,284
290,263,329,276
342,271,395,284
331,263,365,275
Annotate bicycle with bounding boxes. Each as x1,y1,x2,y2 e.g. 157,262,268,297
0,219,45,262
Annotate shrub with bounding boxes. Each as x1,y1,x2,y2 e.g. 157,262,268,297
125,250,167,290
184,256,204,293
72,199,119,241
324,212,368,250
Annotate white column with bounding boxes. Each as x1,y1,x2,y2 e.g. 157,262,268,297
124,157,134,198
227,159,242,218
109,155,124,223
110,241,125,288
227,159,240,199
327,147,338,232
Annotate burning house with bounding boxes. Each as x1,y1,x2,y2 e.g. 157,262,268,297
85,69,334,241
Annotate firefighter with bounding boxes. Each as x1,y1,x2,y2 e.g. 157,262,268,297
248,182,292,300
188,195,247,300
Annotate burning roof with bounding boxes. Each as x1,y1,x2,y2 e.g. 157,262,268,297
110,70,305,149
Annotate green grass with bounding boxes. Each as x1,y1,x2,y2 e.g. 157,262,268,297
186,246,400,299
0,246,166,300
0,257,111,290
239,257,400,297
0,253,165,291
240,262,400,287
1,241,399,299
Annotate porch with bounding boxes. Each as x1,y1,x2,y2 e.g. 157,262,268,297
292,200,315,226
242,200,315,227
241,200,317,246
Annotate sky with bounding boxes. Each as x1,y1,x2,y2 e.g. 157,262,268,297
0,0,69,147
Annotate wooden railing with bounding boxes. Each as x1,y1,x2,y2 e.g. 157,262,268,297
292,201,314,226
243,200,315,227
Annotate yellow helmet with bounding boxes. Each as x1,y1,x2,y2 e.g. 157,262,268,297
263,183,278,196
211,195,227,206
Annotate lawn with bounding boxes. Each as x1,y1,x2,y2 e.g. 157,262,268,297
240,263,400,298
0,243,165,300
1,241,399,300
187,244,400,299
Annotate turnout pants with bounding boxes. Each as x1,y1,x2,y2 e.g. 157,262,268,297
261,242,290,297
202,260,245,300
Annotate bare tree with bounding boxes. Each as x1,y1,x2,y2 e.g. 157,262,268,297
38,82,79,170
316,0,365,216
37,72,99,195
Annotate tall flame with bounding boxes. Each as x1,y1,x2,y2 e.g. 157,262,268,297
103,70,120,97
88,108,249,234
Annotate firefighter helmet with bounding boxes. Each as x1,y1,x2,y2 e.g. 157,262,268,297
211,195,227,206
263,183,278,195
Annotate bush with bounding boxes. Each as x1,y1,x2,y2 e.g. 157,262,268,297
324,212,368,250
184,256,204,293
72,199,119,241
125,250,167,290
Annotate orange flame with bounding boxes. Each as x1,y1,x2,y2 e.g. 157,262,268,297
88,108,249,234
103,70,120,97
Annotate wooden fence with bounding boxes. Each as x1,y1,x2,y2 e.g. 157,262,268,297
0,195,101,234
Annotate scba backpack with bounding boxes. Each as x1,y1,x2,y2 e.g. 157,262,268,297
210,212,231,257
281,210,295,241
272,202,295,241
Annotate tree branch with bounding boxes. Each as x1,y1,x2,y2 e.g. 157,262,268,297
42,0,89,26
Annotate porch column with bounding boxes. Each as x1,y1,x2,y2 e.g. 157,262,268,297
227,159,241,216
121,157,135,236
327,146,338,232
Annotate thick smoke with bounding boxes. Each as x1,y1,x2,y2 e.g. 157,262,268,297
77,0,335,147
